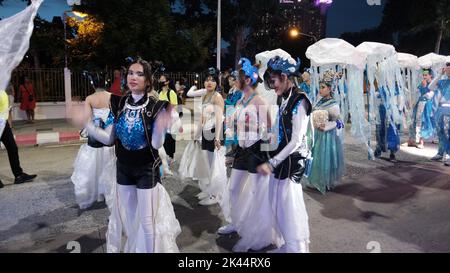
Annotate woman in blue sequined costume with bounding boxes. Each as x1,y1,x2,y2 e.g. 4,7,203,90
429,64,450,166
257,53,311,253
80,58,181,253
306,70,345,194
408,69,435,148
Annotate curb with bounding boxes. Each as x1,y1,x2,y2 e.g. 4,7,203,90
1,131,84,148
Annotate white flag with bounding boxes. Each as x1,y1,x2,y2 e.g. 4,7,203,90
0,0,43,91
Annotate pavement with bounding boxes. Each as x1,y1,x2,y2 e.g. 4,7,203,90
1,126,450,253
3,99,199,148
1,98,450,253
3,119,83,147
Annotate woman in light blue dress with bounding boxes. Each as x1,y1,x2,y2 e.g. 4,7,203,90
408,69,435,148
307,70,345,194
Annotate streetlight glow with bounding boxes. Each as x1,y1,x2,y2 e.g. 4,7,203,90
289,27,300,38
72,11,88,18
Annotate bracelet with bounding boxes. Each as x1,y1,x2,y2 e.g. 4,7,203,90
268,158,278,170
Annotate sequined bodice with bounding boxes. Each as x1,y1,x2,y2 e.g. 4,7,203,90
115,101,148,151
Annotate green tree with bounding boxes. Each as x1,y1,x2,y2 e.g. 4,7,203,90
70,0,214,71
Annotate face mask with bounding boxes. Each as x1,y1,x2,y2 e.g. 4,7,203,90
156,81,164,91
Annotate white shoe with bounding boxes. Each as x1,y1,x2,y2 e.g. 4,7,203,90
217,224,236,235
445,159,450,166
198,196,218,206
196,191,209,200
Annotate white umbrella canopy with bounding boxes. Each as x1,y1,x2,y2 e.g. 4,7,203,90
397,53,419,69
356,42,406,155
306,38,367,70
356,42,397,64
418,53,447,69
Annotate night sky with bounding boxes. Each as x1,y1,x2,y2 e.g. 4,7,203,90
0,0,386,38
326,0,385,37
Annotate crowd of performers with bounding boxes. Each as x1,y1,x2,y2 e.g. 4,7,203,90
3,1,450,254
65,51,450,253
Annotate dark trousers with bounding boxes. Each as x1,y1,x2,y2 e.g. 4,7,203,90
163,133,176,158
1,122,23,177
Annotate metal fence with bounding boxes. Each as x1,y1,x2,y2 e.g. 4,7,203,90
10,69,208,102
11,69,65,102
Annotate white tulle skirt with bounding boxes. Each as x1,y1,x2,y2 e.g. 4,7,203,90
269,177,310,253
229,171,284,252
106,183,181,253
71,144,116,210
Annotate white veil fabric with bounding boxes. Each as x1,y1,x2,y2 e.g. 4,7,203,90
397,53,420,118
0,0,43,136
0,0,43,91
306,38,372,158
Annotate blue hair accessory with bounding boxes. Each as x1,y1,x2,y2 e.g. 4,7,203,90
267,56,301,77
125,56,135,63
238,57,259,85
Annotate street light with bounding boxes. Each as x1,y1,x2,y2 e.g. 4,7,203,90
63,1,84,68
72,11,88,18
288,27,318,43
216,0,221,71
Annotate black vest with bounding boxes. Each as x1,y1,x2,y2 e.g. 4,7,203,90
110,92,169,166
271,87,312,181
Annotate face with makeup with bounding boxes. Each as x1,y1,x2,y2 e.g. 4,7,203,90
319,83,331,98
269,73,290,96
422,71,432,82
204,76,217,92
127,63,148,94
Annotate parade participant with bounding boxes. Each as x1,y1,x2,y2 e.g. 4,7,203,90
71,71,116,210
429,63,450,166
257,54,311,253
76,58,181,252
373,79,402,162
186,68,225,206
306,70,345,194
299,70,312,99
218,58,281,252
407,69,435,149
224,72,242,107
224,71,242,161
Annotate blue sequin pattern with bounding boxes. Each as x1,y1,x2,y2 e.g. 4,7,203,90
277,99,303,144
115,108,148,150
104,112,115,128
438,79,450,101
